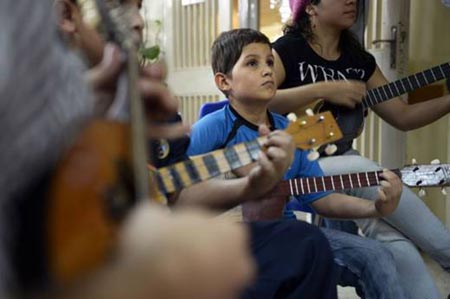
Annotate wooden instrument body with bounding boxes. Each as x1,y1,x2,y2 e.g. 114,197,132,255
48,121,134,285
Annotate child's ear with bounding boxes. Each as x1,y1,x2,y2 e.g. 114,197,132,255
305,4,316,16
55,0,78,34
214,72,231,94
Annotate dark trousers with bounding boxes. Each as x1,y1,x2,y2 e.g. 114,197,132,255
242,220,337,299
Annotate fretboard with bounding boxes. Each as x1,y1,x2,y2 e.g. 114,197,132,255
154,137,266,194
272,169,402,197
363,62,450,109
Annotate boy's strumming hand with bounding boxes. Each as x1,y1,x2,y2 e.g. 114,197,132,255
247,125,295,197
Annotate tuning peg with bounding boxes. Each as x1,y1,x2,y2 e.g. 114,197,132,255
286,113,298,122
411,158,417,165
430,159,441,165
441,188,448,196
418,188,427,198
307,149,320,161
324,144,337,156
305,108,314,116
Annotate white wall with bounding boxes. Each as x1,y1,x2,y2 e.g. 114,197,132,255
408,0,450,226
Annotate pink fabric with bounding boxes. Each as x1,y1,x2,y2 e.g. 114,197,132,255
289,0,310,21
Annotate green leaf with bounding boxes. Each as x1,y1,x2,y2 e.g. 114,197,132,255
140,45,160,60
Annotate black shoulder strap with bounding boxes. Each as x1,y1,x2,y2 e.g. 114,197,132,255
220,105,276,149
219,118,245,149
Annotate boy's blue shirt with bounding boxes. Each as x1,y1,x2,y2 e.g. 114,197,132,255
187,104,331,218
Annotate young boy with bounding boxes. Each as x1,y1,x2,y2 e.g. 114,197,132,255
187,28,407,299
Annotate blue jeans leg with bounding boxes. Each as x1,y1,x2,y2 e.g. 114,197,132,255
243,220,337,299
321,228,406,299
323,218,359,235
319,153,448,299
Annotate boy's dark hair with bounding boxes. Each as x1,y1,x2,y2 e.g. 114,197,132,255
211,28,271,76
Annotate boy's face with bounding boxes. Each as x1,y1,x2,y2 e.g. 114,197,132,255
222,43,276,103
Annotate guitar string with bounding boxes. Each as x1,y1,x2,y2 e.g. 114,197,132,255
363,62,450,109
272,172,383,196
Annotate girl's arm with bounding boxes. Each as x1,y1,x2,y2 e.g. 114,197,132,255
369,66,450,130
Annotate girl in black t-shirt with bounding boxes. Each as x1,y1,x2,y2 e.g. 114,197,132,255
271,0,449,136
271,1,450,299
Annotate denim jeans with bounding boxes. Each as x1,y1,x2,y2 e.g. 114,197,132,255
318,152,450,299
243,220,337,299
320,228,406,299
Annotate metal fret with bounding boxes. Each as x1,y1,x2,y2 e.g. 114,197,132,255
421,71,429,84
441,63,450,77
306,177,311,194
392,80,401,95
357,173,362,187
417,72,427,86
431,68,437,81
331,175,336,190
340,174,344,189
313,177,318,192
438,65,446,78
375,172,381,185
366,90,375,106
393,81,401,95
424,69,433,83
349,174,353,189
321,176,326,191
365,172,370,186
414,75,421,88
300,177,305,194
387,84,395,98
380,86,389,99
399,78,406,93
406,77,415,90
289,179,294,196
407,75,418,89
375,88,383,104
294,178,300,195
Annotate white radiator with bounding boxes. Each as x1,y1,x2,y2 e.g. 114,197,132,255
173,0,218,70
178,94,221,124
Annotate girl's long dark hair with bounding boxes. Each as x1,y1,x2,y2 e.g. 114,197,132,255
283,0,371,61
